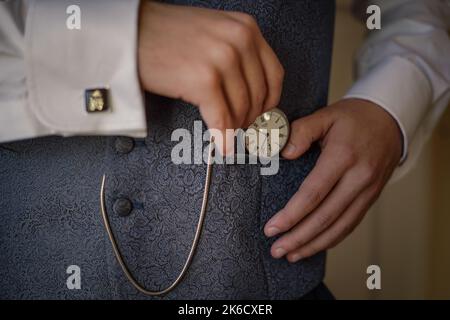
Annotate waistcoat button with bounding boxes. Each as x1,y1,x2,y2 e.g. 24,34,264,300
113,198,133,217
114,137,135,154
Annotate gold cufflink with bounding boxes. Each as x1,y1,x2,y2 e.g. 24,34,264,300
85,88,109,113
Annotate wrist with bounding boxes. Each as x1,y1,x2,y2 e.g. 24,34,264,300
342,98,404,164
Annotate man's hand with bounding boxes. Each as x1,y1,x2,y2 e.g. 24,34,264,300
138,2,284,152
264,99,403,262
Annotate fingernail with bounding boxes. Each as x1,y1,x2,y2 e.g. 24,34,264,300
283,143,297,156
265,226,280,237
273,247,286,259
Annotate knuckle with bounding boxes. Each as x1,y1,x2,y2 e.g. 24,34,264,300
359,163,377,183
216,43,239,66
303,188,322,206
241,12,258,27
198,65,221,89
284,230,305,251
233,12,258,29
340,146,357,166
291,120,306,136
230,22,254,48
291,234,305,248
290,119,301,130
316,213,334,229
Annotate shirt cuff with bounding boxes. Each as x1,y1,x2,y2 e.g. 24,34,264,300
25,0,146,138
344,55,432,164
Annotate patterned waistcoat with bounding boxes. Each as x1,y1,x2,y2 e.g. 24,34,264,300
0,0,335,299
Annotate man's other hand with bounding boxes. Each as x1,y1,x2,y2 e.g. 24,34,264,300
264,99,403,262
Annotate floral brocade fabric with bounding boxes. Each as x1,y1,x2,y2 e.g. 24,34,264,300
0,0,335,299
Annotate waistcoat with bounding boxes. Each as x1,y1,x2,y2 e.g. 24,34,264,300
0,0,335,299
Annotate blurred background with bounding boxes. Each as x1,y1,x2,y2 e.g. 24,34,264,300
325,0,450,299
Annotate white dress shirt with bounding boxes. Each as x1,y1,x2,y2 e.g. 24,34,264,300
0,0,449,178
0,0,146,141
345,0,450,178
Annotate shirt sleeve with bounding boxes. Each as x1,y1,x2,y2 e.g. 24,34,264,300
0,0,147,143
345,0,450,181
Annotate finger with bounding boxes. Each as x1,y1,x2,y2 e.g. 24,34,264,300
282,111,332,159
217,46,251,128
198,79,235,156
264,144,350,238
239,41,267,127
220,14,267,127
270,166,373,258
286,185,381,263
257,37,284,111
223,12,283,115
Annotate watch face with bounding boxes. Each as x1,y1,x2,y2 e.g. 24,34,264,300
245,108,290,158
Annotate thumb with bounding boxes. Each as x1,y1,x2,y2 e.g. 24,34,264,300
282,109,332,159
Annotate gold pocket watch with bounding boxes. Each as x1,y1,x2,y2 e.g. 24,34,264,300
244,108,290,158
